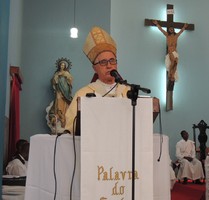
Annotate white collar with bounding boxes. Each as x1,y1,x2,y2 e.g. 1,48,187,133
96,79,116,91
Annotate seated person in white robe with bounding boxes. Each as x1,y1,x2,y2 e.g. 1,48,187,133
6,142,30,177
176,130,204,184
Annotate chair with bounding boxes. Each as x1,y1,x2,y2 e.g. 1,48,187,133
193,120,209,163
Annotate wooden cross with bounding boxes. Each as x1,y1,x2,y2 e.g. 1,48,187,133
144,4,194,111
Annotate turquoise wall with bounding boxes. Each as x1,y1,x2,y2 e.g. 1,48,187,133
20,0,111,139
6,0,209,194
111,0,209,160
0,0,10,195
5,0,209,165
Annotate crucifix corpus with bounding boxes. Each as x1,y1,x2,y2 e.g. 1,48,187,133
145,4,194,111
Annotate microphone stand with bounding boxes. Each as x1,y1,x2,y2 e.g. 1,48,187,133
128,84,138,200
118,79,151,200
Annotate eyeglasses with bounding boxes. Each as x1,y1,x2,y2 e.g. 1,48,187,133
93,58,117,66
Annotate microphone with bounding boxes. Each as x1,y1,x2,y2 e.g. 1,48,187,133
139,87,151,94
110,69,151,94
110,70,124,84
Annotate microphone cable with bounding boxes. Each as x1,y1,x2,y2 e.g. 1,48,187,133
69,116,78,200
102,83,118,97
53,134,60,200
157,103,163,162
52,131,70,200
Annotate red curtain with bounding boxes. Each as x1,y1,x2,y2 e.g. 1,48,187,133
8,75,22,161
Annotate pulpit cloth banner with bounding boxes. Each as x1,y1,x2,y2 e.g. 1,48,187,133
80,97,153,200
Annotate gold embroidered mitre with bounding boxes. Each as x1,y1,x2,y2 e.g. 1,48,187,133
83,26,117,63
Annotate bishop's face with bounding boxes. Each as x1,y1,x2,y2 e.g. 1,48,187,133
93,51,117,84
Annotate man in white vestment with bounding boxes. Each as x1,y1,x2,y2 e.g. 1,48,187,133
176,130,204,184
65,26,130,134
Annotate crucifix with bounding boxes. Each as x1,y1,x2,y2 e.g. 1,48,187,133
144,4,194,111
